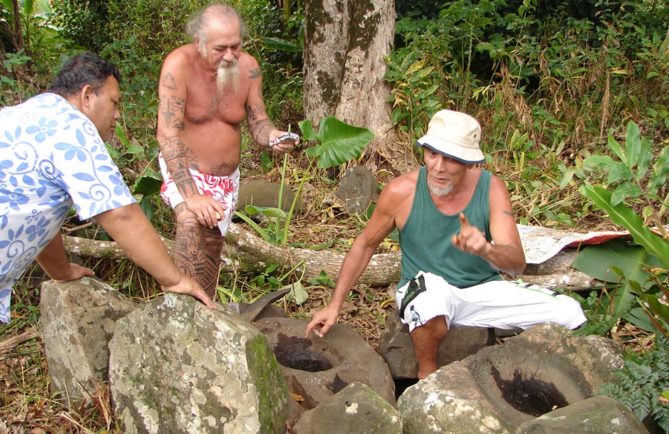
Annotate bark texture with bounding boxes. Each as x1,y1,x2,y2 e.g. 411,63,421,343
303,0,418,174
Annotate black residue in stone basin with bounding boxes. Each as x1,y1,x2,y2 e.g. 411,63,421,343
327,373,348,394
274,333,333,372
490,365,568,416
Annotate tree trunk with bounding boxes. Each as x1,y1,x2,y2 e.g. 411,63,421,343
303,0,417,174
63,223,593,291
11,0,23,51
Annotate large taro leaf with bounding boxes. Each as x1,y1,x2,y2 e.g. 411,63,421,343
573,240,664,333
626,306,658,333
572,240,652,284
302,116,373,169
581,184,669,268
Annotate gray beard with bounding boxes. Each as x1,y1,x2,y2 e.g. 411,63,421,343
428,182,453,197
217,61,239,92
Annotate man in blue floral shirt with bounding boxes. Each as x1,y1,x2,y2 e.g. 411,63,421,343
0,52,214,323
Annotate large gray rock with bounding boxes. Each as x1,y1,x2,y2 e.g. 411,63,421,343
398,323,624,434
109,294,288,434
335,166,378,214
238,180,303,213
39,277,137,401
254,317,395,411
515,395,648,434
293,382,402,434
380,312,494,379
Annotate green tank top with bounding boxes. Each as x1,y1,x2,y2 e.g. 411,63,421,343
398,166,501,289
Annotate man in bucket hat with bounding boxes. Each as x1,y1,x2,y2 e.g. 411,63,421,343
306,110,585,379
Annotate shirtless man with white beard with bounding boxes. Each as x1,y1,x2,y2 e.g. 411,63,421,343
157,3,297,297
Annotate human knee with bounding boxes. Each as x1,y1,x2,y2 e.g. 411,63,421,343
554,295,586,329
414,315,448,338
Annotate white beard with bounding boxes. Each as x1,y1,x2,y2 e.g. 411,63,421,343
428,182,453,197
216,60,239,92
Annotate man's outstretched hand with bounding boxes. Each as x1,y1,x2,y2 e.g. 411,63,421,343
162,274,215,308
451,213,491,257
305,305,339,338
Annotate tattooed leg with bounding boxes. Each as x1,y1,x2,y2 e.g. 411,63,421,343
173,204,224,299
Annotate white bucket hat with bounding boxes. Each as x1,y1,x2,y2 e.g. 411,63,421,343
416,110,484,164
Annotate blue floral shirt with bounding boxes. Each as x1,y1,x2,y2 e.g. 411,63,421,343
0,93,135,323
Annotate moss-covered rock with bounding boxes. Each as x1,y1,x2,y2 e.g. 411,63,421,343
109,294,288,434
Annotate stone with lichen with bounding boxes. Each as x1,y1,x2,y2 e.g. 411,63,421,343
108,294,288,434
40,277,137,402
398,323,624,434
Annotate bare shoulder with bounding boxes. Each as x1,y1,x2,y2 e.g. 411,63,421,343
488,173,512,202
163,45,196,69
488,172,517,223
239,52,261,77
377,170,419,210
384,170,419,196
160,46,198,87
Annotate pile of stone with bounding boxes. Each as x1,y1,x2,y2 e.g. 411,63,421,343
40,278,647,433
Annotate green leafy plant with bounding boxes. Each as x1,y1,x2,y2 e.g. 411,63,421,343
236,117,373,245
572,240,664,336
234,153,304,246
235,204,287,244
307,270,335,289
583,121,669,221
299,116,374,169
575,123,669,337
0,51,31,104
385,48,443,138
578,186,669,336
599,334,669,432
248,262,308,305
107,123,163,221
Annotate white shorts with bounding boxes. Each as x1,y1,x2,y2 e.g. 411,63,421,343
159,154,239,235
395,271,586,332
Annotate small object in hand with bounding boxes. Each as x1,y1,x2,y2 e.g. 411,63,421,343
269,132,299,148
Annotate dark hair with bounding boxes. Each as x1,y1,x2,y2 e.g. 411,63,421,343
48,52,121,97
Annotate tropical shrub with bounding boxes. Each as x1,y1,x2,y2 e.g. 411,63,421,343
574,121,669,336
599,334,669,432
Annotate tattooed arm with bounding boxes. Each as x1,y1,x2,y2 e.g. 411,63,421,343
245,60,298,153
156,51,225,229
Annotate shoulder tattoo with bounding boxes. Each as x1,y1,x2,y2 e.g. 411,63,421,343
161,72,177,90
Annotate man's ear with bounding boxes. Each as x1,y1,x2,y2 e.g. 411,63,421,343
76,84,95,114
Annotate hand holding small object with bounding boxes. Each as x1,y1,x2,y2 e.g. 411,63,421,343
269,131,299,150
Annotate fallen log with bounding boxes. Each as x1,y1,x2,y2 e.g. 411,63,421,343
63,223,401,285
0,327,39,359
63,223,592,290
513,270,596,292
